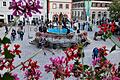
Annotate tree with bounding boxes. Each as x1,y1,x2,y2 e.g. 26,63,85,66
109,0,120,20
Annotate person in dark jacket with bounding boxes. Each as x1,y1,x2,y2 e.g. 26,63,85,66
19,30,24,41
92,47,99,59
11,29,16,41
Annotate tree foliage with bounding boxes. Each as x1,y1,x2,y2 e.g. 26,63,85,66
109,0,120,20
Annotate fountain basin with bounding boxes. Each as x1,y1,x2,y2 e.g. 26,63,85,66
47,27,74,35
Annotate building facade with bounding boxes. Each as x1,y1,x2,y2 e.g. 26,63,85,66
48,0,72,21
72,0,112,21
0,0,47,24
0,0,13,23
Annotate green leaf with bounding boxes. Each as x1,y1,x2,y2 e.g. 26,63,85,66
2,37,11,44
2,72,14,80
108,32,112,38
95,75,101,80
4,49,15,59
101,57,107,62
74,59,80,65
102,34,108,39
84,65,89,71
99,70,106,74
109,64,113,68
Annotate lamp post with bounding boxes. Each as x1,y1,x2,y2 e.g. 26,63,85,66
47,0,49,20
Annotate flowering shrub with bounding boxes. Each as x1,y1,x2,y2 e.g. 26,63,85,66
0,37,42,80
44,56,72,80
98,21,116,40
9,0,42,17
45,44,120,80
21,59,42,80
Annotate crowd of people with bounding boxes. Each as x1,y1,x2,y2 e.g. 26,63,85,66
2,16,120,44
3,22,24,42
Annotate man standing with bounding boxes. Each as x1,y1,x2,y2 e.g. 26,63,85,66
92,47,99,59
19,30,24,41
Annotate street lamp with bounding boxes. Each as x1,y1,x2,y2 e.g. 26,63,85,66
47,0,49,20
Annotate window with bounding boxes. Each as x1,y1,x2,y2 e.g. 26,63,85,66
3,2,6,6
72,4,75,8
66,4,69,9
92,3,96,7
81,3,84,7
52,3,57,9
107,3,110,7
102,3,105,7
96,3,98,7
92,12,95,19
75,11,76,17
9,2,12,6
105,3,108,7
72,11,74,15
78,3,80,8
97,3,101,7
59,4,63,9
8,15,13,22
75,3,77,8
98,12,101,18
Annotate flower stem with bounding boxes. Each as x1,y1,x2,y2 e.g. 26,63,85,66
10,49,42,72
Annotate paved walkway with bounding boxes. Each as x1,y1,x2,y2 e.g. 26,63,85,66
111,35,120,48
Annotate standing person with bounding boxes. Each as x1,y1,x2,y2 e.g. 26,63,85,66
78,22,81,30
17,28,21,39
83,22,85,30
92,47,99,59
19,30,24,41
11,29,16,41
4,24,8,34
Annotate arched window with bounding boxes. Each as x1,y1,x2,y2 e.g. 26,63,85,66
98,11,101,19
52,3,57,9
92,12,96,19
103,12,107,17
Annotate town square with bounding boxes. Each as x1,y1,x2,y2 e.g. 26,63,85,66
0,0,120,80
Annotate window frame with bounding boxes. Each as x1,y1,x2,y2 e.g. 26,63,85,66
59,4,63,9
3,1,6,6
66,4,69,9
52,3,57,9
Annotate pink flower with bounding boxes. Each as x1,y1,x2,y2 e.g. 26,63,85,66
9,0,42,17
113,77,120,80
69,64,74,71
13,73,20,80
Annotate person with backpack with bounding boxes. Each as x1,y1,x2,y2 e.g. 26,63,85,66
11,29,16,41
19,30,24,41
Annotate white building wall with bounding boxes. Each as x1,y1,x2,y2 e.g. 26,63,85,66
0,0,46,24
72,0,112,21
49,0,72,20
0,0,12,23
